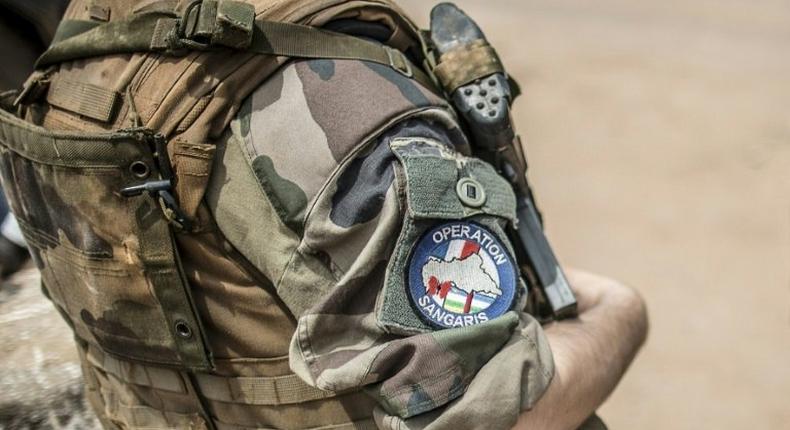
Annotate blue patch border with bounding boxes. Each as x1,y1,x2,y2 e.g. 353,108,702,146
406,221,517,329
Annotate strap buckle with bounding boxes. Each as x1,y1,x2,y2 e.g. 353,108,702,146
385,46,413,78
150,1,211,54
13,68,55,107
120,132,193,231
184,0,255,49
151,0,255,54
121,179,193,231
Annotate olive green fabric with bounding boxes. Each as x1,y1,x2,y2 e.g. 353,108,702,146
391,137,516,222
205,129,307,312
379,137,521,334
36,11,170,66
214,57,555,428
0,108,211,370
19,0,442,426
195,372,336,405
208,57,450,320
46,76,120,121
50,18,101,44
4,0,562,428
38,11,438,91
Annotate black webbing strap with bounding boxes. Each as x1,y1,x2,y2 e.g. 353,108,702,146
38,7,438,92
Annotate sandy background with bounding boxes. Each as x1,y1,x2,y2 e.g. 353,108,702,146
399,0,790,428
1,0,789,429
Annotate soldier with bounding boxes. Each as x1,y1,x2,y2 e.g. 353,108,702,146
0,1,647,429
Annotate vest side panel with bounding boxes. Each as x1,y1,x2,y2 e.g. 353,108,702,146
14,0,438,427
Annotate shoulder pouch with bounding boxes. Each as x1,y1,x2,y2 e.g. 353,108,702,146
378,137,526,335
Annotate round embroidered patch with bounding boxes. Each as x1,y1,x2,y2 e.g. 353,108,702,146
407,221,518,328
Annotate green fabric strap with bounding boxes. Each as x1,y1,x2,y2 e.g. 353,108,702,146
251,20,435,89
47,77,120,122
37,13,174,67
50,19,102,45
39,12,438,91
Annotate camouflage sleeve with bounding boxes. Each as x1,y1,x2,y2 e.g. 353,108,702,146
207,59,554,429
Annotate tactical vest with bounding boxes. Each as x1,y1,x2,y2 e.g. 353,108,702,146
0,1,449,428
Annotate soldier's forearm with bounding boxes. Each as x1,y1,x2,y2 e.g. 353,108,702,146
513,270,649,430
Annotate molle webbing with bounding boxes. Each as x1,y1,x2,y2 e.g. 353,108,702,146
81,343,378,429
46,76,121,122
196,373,336,405
0,108,140,167
37,2,437,92
0,107,211,371
84,345,336,406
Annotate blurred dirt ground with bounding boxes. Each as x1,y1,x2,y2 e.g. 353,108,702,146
0,267,99,429
400,0,790,428
1,0,789,429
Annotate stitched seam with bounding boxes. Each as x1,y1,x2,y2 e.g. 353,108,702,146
518,331,553,381
300,106,444,240
228,130,301,287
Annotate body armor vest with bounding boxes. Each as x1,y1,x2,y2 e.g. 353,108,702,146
0,0,444,428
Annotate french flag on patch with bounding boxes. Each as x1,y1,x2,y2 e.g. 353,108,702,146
446,239,481,260
409,221,517,328
426,239,497,314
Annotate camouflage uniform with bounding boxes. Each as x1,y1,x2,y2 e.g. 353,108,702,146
0,0,554,428
210,58,555,428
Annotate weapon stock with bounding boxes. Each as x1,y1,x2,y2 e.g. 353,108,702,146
429,3,577,319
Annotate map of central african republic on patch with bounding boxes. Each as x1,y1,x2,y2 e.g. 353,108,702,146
408,221,518,328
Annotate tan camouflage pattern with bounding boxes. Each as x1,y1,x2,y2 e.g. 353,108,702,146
0,0,555,427
209,57,555,429
232,58,446,237
0,121,211,369
1,0,458,426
